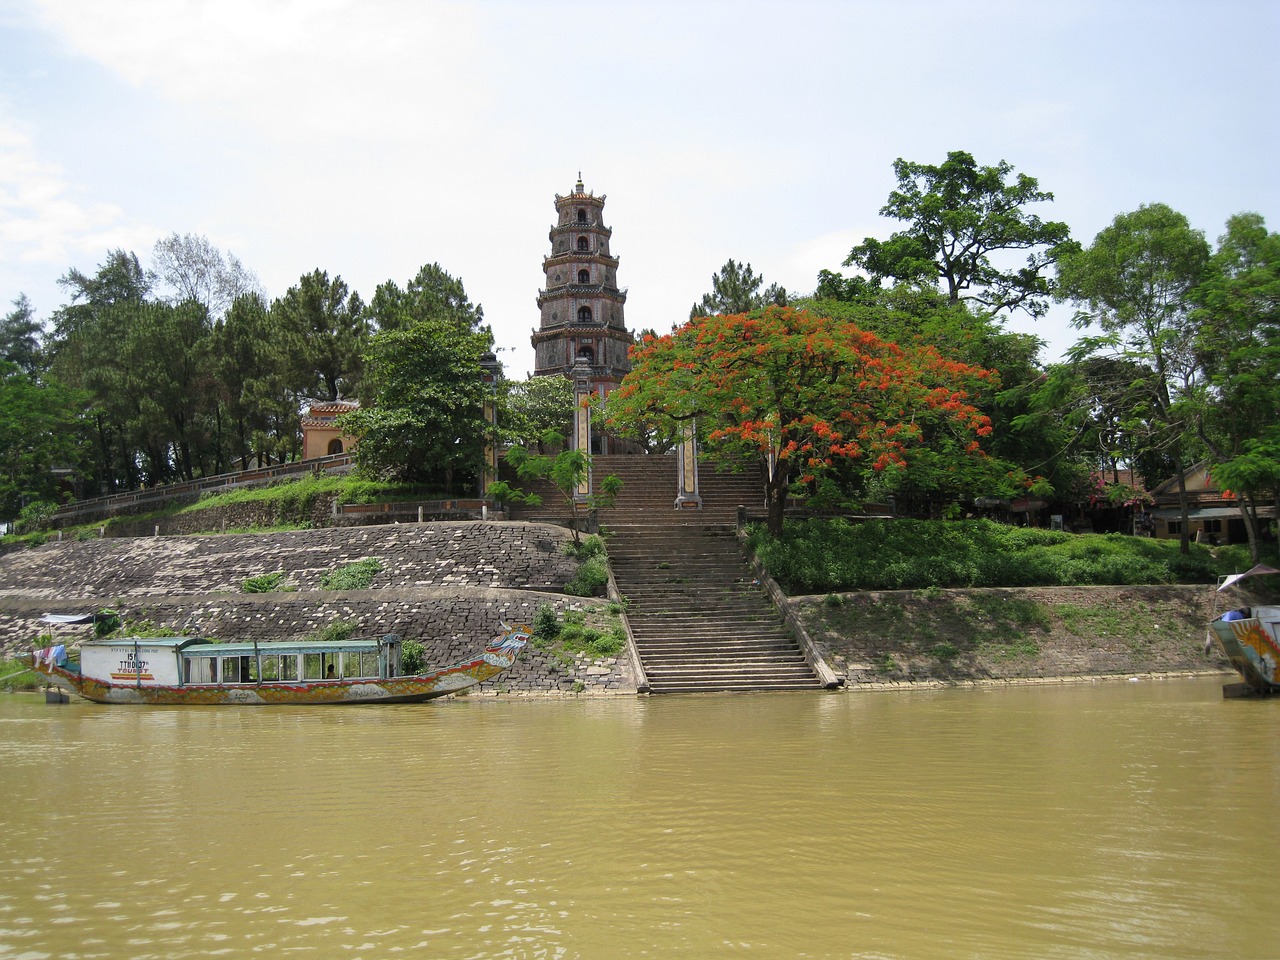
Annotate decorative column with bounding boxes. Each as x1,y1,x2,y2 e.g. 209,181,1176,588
571,355,593,503
478,351,500,497
675,418,702,509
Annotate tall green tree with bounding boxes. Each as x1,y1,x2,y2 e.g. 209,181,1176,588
1191,213,1280,560
48,250,153,491
689,259,787,319
122,300,215,481
842,151,1072,318
1057,203,1210,552
213,293,298,469
1,294,43,373
368,263,485,334
0,362,86,521
502,375,575,450
272,270,368,401
340,317,494,489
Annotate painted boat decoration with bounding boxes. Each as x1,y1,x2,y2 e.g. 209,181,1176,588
29,619,529,705
1209,564,1280,696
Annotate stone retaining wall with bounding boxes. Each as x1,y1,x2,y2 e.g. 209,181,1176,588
0,522,578,599
0,521,636,695
82,495,340,537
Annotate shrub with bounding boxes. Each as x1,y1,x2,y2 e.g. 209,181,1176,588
320,558,383,590
241,571,293,593
533,602,561,641
311,619,358,643
565,554,609,597
748,517,1230,594
401,638,425,674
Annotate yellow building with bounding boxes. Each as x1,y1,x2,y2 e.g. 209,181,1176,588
300,400,359,460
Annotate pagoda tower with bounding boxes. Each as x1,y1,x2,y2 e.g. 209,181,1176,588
532,176,634,396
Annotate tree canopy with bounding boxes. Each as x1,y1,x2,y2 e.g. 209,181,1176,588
689,259,787,319
1189,213,1280,559
606,306,1002,535
272,269,368,401
340,265,494,491
1056,202,1210,551
842,151,1072,319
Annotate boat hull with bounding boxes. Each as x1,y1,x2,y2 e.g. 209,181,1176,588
1209,617,1280,696
32,639,525,706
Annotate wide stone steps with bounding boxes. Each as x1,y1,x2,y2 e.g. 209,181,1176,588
608,523,821,694
502,454,765,526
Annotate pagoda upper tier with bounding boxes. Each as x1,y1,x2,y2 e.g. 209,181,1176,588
531,177,634,389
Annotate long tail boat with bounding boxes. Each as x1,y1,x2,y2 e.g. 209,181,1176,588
1208,564,1280,697
29,619,529,705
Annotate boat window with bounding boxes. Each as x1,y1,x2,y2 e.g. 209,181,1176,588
280,655,298,681
221,657,250,683
251,657,281,682
303,653,325,680
185,657,217,684
345,651,379,678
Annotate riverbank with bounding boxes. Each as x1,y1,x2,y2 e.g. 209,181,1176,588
0,523,1234,695
794,583,1231,687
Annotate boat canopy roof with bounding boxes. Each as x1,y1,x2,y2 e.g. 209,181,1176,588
41,613,100,626
1218,564,1280,592
80,636,197,648
179,639,387,658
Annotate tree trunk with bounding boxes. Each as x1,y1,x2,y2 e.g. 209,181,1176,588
1237,492,1261,564
1174,456,1191,555
765,458,790,538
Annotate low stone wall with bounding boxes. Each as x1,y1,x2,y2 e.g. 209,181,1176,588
86,495,340,537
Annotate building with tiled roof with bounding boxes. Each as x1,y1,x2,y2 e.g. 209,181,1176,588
300,400,359,460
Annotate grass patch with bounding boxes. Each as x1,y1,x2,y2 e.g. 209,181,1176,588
241,571,296,593
1057,602,1168,650
320,558,383,590
0,658,42,691
530,601,627,662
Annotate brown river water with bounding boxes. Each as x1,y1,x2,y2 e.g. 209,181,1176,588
0,677,1276,959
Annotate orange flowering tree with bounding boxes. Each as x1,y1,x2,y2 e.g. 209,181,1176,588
605,306,1006,536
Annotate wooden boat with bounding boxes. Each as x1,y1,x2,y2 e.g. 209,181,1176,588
1208,564,1280,696
29,620,529,705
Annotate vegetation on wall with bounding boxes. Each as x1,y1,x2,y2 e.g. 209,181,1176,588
748,517,1238,595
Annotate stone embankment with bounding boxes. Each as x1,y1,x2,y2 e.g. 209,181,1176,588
794,583,1232,688
1,520,1237,696
0,522,639,696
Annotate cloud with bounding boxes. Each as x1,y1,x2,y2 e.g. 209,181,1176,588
31,0,487,142
0,116,151,270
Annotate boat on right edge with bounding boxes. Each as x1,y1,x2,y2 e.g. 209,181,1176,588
1209,564,1280,697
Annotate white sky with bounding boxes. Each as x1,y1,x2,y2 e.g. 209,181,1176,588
1,0,1276,377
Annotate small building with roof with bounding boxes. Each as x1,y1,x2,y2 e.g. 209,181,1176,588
300,400,359,460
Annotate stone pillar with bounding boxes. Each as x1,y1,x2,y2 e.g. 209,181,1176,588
478,352,500,497
675,418,702,509
571,355,593,503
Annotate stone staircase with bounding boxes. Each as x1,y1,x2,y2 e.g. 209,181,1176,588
502,451,826,693
501,452,765,526
608,524,824,693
